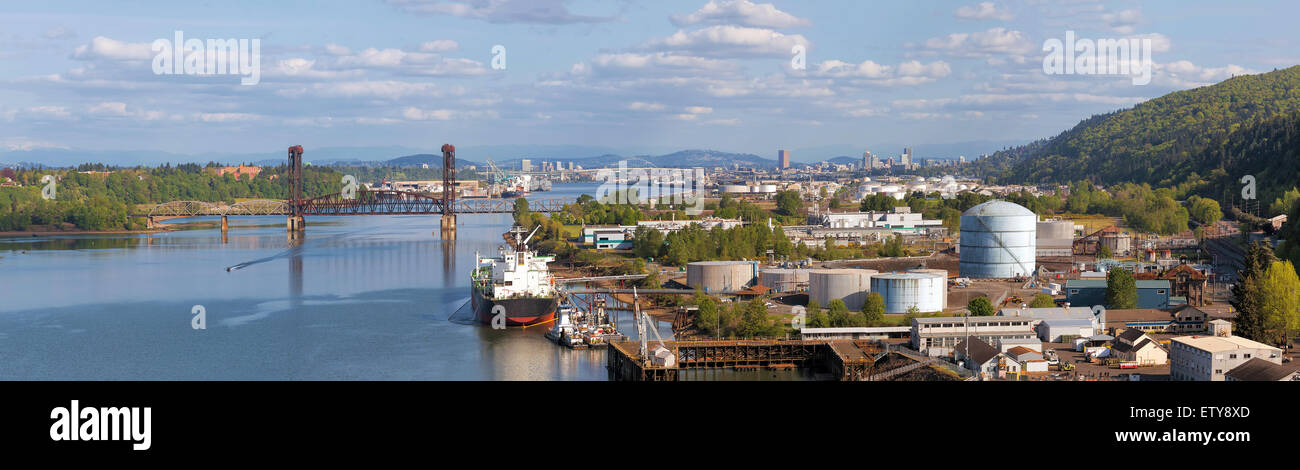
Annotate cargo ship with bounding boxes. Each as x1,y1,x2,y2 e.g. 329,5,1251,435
471,225,558,326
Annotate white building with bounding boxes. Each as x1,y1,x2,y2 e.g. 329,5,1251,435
911,316,1038,357
1111,329,1168,366
815,208,942,229
1169,334,1283,381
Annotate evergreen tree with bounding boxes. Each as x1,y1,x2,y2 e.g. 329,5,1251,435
1232,242,1278,343
1105,268,1138,309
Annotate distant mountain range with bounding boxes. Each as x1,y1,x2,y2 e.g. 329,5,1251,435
0,141,1028,170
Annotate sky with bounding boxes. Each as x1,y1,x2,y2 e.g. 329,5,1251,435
0,0,1296,162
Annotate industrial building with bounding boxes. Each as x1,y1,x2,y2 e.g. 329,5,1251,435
808,268,875,311
813,207,943,229
1170,332,1283,381
911,316,1037,357
870,271,945,313
997,306,1104,342
686,261,759,293
799,326,911,341
581,226,633,249
958,200,1037,278
1064,279,1171,309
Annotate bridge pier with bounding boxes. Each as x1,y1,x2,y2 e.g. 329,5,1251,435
439,215,457,240
287,216,305,232
220,215,229,233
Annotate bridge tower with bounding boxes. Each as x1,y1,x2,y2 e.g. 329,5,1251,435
439,143,457,240
287,145,306,234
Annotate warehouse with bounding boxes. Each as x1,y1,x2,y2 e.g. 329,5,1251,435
1064,279,1171,309
1170,333,1283,381
911,316,1037,357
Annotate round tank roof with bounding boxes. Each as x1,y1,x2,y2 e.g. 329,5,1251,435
873,271,944,280
962,200,1035,218
688,260,757,265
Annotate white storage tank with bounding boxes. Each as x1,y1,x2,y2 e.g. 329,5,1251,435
757,184,778,194
1037,220,1074,240
908,268,949,309
959,200,1037,278
721,184,749,194
809,268,876,311
687,261,758,293
760,268,809,293
871,272,946,313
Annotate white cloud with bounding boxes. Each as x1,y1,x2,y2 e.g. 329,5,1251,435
806,59,950,86
0,137,69,151
324,44,351,56
72,36,154,61
671,0,811,29
954,2,1014,21
44,27,76,40
643,25,810,58
922,27,1035,57
1103,9,1143,34
627,102,667,111
419,40,459,52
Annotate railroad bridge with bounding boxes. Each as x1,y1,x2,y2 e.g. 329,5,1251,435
132,145,571,239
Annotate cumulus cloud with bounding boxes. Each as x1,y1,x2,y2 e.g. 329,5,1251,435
670,0,811,29
806,59,951,86
385,0,618,24
72,36,154,61
642,25,810,58
922,27,1035,58
954,2,1013,21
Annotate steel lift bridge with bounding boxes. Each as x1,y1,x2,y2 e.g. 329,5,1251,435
135,145,572,239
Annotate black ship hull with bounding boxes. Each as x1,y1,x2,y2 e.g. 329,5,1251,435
472,286,557,326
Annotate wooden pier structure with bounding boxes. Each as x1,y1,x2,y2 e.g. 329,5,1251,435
607,339,906,381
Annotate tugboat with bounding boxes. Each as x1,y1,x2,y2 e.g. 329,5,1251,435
470,225,558,326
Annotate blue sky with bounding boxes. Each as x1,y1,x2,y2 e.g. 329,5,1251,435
0,0,1295,161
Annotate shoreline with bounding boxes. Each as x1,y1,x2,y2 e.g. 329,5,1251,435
0,224,178,237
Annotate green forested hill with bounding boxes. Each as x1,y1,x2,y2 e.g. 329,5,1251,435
987,66,1300,198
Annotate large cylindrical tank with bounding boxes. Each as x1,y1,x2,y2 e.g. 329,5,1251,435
808,268,876,311
1037,220,1074,240
909,268,949,309
757,184,778,193
721,184,749,194
687,261,758,293
959,200,1037,278
760,268,809,293
871,272,946,313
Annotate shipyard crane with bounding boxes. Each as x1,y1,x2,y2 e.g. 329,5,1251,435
634,287,670,364
484,156,507,185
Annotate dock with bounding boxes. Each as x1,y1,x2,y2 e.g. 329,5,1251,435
607,339,906,381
